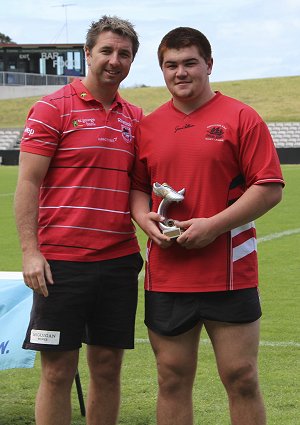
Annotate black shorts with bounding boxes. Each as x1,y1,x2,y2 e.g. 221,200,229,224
23,253,143,351
145,288,262,336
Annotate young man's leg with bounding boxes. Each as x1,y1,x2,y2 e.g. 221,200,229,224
148,324,202,425
86,345,124,425
36,350,79,425
205,319,266,425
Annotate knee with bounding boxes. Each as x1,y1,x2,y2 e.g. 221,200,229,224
88,348,123,384
41,359,77,388
221,362,260,398
157,358,195,396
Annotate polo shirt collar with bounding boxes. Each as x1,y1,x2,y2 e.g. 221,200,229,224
71,78,123,109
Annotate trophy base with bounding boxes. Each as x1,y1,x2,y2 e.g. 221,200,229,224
162,227,182,239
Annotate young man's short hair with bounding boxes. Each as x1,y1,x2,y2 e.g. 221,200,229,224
158,27,212,67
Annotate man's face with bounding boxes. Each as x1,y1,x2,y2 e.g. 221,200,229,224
161,45,213,104
85,30,133,88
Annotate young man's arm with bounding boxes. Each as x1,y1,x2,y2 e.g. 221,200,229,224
176,183,282,250
14,152,53,296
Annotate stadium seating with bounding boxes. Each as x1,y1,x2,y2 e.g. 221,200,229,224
1,124,299,150
0,124,299,164
268,122,300,148
0,129,22,150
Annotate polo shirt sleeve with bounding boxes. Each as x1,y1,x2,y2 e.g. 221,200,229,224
20,98,62,157
131,126,152,194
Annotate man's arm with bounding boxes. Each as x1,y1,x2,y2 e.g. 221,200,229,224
130,189,171,247
14,152,53,296
176,183,283,250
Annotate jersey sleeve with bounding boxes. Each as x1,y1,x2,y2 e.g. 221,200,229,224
20,98,62,157
239,115,284,188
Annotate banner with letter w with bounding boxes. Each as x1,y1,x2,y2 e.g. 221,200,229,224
0,272,36,370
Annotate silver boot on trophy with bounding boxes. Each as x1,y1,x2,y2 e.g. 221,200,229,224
153,182,185,238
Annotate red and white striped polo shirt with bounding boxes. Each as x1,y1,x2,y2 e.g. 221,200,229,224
21,79,142,261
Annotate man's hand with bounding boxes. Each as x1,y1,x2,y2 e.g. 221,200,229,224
22,251,54,297
176,218,218,250
139,212,173,248
176,184,283,250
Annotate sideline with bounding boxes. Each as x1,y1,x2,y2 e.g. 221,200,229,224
257,228,300,243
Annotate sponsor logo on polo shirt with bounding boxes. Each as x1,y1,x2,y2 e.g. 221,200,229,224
24,127,35,136
98,137,118,143
118,118,132,127
72,118,96,127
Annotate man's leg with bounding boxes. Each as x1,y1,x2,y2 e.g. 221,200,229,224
205,319,266,425
35,350,79,425
86,345,124,425
149,324,202,425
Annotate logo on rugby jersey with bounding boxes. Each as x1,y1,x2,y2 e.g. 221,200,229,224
175,123,195,133
72,118,96,127
205,124,226,141
121,125,133,143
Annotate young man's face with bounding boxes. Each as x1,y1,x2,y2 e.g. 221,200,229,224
85,30,133,88
161,45,213,104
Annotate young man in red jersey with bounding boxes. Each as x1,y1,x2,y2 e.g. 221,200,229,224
15,15,143,425
130,27,284,425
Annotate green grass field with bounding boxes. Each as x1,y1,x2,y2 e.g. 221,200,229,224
0,75,300,126
0,165,299,424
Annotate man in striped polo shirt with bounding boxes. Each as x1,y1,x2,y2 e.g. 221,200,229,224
15,15,143,425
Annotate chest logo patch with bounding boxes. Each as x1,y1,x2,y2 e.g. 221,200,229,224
205,124,226,141
121,125,132,143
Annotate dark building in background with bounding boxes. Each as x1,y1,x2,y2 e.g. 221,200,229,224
0,43,85,84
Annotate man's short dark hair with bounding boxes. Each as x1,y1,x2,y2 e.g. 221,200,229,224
158,27,212,67
85,15,140,60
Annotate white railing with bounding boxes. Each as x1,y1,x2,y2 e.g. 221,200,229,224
0,71,68,86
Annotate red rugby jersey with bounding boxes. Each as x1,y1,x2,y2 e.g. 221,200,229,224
132,92,284,292
21,79,142,261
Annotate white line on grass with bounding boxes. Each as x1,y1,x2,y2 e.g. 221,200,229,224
135,338,300,348
257,228,300,243
0,192,14,197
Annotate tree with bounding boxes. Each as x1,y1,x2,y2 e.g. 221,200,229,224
0,32,15,44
